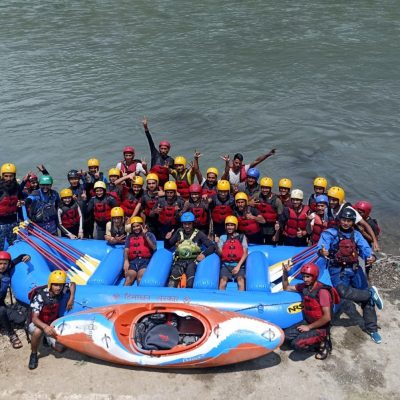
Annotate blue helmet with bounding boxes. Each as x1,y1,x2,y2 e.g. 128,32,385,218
181,212,195,223
247,168,260,180
315,194,329,205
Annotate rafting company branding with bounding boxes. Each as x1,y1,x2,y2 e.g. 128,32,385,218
287,302,304,314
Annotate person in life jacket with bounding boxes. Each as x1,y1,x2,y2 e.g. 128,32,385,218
327,186,380,252
170,155,196,200
105,207,128,245
107,168,123,202
283,262,340,360
233,192,265,244
140,173,161,234
318,207,383,344
209,180,235,238
142,117,174,187
194,166,219,199
25,175,60,236
114,174,144,218
57,188,84,239
184,184,210,234
28,270,76,370
0,251,30,349
237,168,261,199
252,177,283,244
220,150,276,186
116,146,147,177
353,200,381,280
165,212,215,288
217,216,248,291
20,171,40,197
279,189,310,247
123,216,157,286
86,181,118,240
278,178,293,208
82,158,108,198
150,181,185,240
306,194,329,245
0,163,24,250
308,177,328,212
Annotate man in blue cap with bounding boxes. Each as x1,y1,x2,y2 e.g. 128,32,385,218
164,212,215,288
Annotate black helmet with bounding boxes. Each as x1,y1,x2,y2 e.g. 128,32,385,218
67,169,80,179
340,207,356,221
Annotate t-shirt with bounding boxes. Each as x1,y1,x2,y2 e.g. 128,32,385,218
30,285,70,314
228,164,250,185
116,161,146,175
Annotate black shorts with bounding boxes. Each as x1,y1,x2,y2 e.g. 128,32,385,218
129,258,150,272
220,263,245,281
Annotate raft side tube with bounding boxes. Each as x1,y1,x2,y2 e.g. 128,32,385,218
246,251,270,292
87,246,124,285
193,254,220,290
139,249,173,287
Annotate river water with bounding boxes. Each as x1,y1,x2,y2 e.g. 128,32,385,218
1,1,399,252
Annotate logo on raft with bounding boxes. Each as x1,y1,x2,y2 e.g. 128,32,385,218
287,302,304,314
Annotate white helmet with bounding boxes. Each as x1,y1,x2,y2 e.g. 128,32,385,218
290,189,304,200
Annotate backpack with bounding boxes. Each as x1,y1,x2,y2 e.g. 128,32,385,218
6,303,29,328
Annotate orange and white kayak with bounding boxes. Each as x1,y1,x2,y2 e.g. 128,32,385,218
53,303,284,368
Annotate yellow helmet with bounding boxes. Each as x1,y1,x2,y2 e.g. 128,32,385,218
206,167,219,177
88,158,100,168
225,215,238,227
111,207,124,218
94,181,106,190
130,216,143,225
48,270,67,289
217,180,230,191
164,181,177,191
235,192,249,203
260,177,273,188
108,168,121,177
1,163,16,176
146,173,159,183
132,176,144,186
278,178,292,189
327,186,345,204
313,177,328,189
174,156,187,167
60,188,73,199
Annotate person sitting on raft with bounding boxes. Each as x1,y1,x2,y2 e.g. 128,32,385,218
0,251,30,349
123,216,157,286
165,212,215,288
217,216,248,291
105,207,127,245
142,116,174,187
283,262,339,360
57,188,84,239
28,270,75,370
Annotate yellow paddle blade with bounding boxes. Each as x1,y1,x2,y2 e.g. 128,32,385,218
269,257,292,273
83,255,100,267
76,259,94,276
70,266,90,285
68,270,87,285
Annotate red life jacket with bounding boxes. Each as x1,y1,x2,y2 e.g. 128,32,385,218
93,198,112,223
150,165,170,185
300,282,340,324
175,171,191,200
120,160,137,175
237,210,261,236
311,214,328,244
28,286,62,325
127,234,153,260
0,193,18,217
201,182,217,198
240,165,247,182
211,197,233,224
142,191,158,217
255,195,278,223
121,190,141,217
60,202,81,229
333,230,359,266
221,235,244,262
158,203,177,226
284,206,309,238
191,204,208,227
106,184,121,202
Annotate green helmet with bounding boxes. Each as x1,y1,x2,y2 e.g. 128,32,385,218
39,175,53,185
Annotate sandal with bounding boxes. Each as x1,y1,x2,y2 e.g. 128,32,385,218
10,333,23,349
315,342,329,360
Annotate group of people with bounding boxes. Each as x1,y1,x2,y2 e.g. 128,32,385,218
0,117,384,366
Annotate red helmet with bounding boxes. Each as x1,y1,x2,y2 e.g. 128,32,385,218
189,184,203,194
123,146,135,154
159,140,171,149
29,174,38,182
353,200,372,218
0,251,11,260
300,262,319,281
